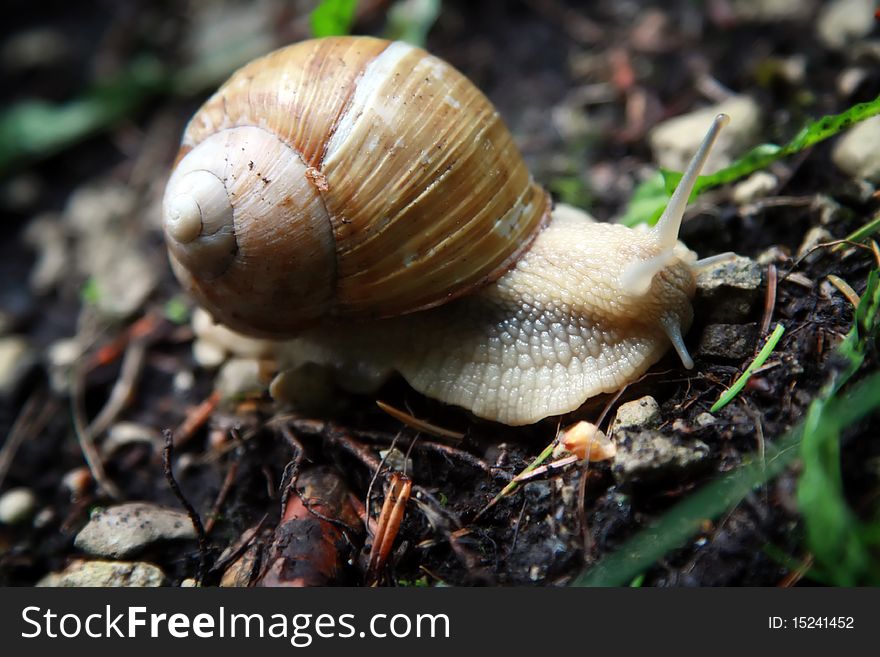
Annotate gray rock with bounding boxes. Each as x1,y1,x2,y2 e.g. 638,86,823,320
0,487,37,525
74,502,197,558
613,430,710,487
37,560,166,587
649,96,761,173
695,412,717,428
697,323,759,360
817,0,875,50
695,255,764,323
832,115,880,184
612,396,660,433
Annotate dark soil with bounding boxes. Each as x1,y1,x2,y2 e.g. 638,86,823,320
1,0,878,586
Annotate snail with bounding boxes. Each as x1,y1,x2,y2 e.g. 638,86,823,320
163,35,731,426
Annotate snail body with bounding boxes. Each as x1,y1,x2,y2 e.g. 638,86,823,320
164,36,727,425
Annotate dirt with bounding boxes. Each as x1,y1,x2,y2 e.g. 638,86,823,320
1,0,878,586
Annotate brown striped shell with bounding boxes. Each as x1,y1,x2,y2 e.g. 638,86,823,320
163,36,551,337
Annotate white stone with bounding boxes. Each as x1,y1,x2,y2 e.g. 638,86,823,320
74,502,197,558
832,115,880,183
817,0,875,50
0,488,37,525
216,357,264,400
612,396,661,433
732,171,778,204
37,560,166,587
649,96,762,173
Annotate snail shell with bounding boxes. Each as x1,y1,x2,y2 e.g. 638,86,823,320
167,36,731,425
163,36,550,336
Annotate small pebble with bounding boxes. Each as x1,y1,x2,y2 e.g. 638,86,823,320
104,422,163,456
74,502,197,559
37,560,166,587
193,338,227,369
732,171,777,205
612,430,710,486
0,487,37,525
649,96,761,173
62,466,93,500
832,115,880,184
816,0,875,50
695,412,717,428
216,357,264,400
695,255,764,324
612,396,660,433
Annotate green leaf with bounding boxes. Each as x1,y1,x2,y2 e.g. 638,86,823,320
164,296,191,325
0,57,166,176
310,0,359,37
80,278,102,306
619,94,880,227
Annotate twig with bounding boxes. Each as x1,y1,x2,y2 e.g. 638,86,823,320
366,473,412,585
162,429,209,582
778,554,815,587
70,365,123,500
376,400,464,440
204,457,239,535
0,389,55,489
276,423,305,515
357,430,510,480
87,338,148,438
173,390,221,448
509,498,529,554
826,275,861,308
577,465,595,561
365,432,402,540
760,264,777,336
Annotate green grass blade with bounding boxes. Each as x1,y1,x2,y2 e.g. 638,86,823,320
572,370,880,587
573,263,880,587
310,0,359,37
797,269,880,585
710,323,785,412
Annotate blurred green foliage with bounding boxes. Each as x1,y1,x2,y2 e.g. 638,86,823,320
310,0,359,37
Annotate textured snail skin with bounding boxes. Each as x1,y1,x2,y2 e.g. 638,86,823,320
167,36,728,425
276,204,697,425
